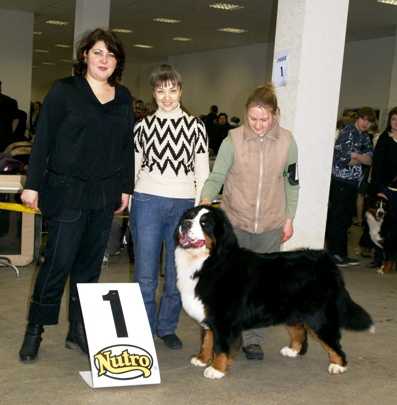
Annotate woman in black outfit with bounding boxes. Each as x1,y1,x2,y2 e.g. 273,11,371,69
371,106,397,205
19,28,134,362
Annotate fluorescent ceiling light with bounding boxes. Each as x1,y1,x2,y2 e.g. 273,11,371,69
42,62,56,65
112,28,133,33
377,0,397,5
153,17,181,23
218,27,247,33
45,19,69,26
34,49,49,53
33,31,42,35
55,44,71,48
209,3,244,11
173,37,192,42
133,44,153,49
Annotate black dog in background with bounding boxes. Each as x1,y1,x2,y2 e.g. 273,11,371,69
365,194,397,273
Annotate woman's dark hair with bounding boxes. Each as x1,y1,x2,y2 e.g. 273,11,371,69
386,106,397,132
149,64,182,89
73,28,125,86
245,82,278,115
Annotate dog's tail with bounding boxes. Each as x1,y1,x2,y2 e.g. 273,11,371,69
337,288,375,333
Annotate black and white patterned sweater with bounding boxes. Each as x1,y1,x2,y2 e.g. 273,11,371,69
134,107,209,204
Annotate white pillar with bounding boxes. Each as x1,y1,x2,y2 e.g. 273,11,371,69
387,27,397,110
0,9,33,115
73,0,111,53
272,0,349,250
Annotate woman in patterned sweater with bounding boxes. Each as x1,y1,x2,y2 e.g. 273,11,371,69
131,64,209,349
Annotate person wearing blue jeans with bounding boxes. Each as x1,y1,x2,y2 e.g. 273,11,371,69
131,194,194,337
131,64,209,349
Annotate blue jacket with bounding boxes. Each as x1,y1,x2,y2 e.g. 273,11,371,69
332,124,372,185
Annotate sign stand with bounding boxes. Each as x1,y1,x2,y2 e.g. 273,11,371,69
77,283,161,388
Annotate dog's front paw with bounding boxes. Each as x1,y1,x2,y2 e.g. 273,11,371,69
328,363,347,375
280,346,299,358
191,356,207,367
203,366,225,379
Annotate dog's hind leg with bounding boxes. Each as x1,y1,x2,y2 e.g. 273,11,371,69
383,260,393,273
191,328,213,367
280,324,308,358
307,325,347,375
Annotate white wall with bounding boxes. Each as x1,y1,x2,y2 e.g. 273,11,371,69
0,9,33,115
31,35,396,127
338,36,395,127
125,43,272,119
169,43,272,118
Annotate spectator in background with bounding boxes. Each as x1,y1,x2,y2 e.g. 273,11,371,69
0,80,18,151
370,106,397,209
211,112,231,155
326,107,375,267
133,98,146,121
29,101,42,138
203,104,218,151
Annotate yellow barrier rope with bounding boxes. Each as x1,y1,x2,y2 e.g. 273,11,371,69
0,202,129,218
0,202,40,215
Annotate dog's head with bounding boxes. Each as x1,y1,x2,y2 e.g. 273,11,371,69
176,205,238,254
366,194,389,222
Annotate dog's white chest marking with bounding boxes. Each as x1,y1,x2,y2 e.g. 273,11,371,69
366,212,383,248
175,246,208,326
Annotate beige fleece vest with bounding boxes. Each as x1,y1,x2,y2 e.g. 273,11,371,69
222,123,293,233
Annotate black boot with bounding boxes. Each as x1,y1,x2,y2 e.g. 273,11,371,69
19,323,44,363
65,321,89,354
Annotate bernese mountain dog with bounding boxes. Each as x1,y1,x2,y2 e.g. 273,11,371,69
365,194,397,274
175,205,374,380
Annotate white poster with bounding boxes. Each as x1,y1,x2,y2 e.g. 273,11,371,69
272,50,288,87
78,283,161,388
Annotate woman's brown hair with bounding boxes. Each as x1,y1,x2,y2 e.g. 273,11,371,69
245,82,279,114
73,28,125,86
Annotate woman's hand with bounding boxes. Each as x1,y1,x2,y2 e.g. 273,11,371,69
281,218,294,242
21,189,39,210
114,193,130,214
200,198,211,206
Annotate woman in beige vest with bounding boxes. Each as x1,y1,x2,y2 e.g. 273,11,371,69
200,83,299,360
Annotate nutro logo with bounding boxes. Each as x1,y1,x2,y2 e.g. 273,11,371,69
94,344,153,380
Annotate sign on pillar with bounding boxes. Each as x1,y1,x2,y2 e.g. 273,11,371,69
77,283,161,388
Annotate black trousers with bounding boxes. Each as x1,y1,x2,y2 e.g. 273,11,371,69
326,177,358,257
28,206,114,325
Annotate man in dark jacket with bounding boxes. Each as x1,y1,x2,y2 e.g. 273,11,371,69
0,80,18,152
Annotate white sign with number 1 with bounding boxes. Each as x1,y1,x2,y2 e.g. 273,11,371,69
77,283,161,388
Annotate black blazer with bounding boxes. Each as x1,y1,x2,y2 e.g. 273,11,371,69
25,76,134,217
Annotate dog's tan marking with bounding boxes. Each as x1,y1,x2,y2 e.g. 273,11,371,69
211,352,230,374
307,327,347,368
286,324,306,353
196,328,214,365
204,234,215,251
383,261,394,273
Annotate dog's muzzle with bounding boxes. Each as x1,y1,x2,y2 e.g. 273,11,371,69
178,220,206,248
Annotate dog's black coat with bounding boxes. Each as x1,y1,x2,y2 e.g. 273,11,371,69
176,205,373,365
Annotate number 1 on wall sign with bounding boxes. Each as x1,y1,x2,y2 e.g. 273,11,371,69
102,290,128,337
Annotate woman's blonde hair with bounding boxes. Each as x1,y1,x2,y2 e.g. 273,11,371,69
245,83,279,114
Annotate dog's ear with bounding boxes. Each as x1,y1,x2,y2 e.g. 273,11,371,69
212,207,238,254
175,206,193,243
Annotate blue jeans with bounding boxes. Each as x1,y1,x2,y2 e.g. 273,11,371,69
131,192,194,337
